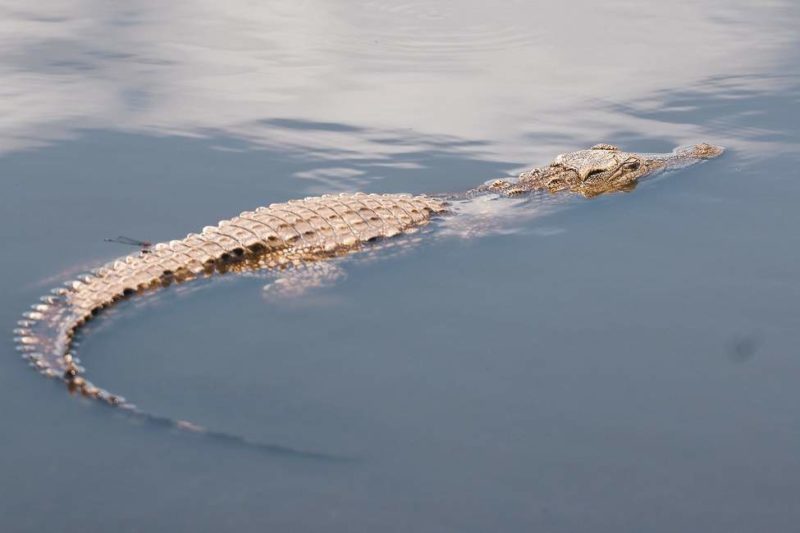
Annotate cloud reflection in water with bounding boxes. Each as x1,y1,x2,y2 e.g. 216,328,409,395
0,0,797,165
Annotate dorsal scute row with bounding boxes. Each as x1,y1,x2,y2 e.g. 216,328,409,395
60,193,447,325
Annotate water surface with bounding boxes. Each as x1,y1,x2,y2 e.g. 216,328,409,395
1,1,799,531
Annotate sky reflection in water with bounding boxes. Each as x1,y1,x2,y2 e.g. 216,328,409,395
0,0,797,163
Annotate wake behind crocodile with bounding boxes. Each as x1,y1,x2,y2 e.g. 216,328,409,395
13,143,723,456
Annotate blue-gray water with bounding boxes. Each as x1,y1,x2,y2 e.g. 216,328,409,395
1,1,799,531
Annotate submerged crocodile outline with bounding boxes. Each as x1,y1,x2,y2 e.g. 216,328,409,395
13,143,724,454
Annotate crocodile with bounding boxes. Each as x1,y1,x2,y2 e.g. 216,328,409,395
14,143,723,453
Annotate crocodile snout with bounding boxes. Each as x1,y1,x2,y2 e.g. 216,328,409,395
690,143,725,159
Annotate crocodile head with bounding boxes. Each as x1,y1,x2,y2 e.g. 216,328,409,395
515,143,724,197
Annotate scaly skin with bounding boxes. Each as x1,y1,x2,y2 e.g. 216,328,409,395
13,143,723,451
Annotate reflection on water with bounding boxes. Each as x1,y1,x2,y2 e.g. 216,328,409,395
614,74,800,154
0,0,797,162
2,0,800,532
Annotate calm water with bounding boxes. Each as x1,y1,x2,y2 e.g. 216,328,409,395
2,1,799,531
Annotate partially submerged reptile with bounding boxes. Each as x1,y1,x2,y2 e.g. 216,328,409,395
14,143,723,452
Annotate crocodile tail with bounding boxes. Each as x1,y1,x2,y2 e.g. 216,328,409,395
13,282,339,460
13,193,448,457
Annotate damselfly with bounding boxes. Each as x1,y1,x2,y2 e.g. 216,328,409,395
104,236,152,253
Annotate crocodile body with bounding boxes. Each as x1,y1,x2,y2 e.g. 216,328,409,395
14,143,723,449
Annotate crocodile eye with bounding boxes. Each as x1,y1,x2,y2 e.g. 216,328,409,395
624,161,640,170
